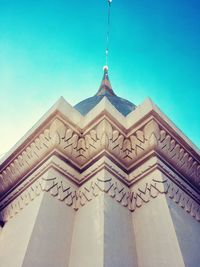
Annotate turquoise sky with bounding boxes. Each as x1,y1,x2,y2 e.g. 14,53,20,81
0,0,199,155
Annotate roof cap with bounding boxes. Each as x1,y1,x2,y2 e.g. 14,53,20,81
96,66,116,96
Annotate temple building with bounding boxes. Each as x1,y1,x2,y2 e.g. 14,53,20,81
0,68,200,267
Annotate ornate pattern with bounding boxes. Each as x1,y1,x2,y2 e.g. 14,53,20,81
156,127,200,187
50,119,151,165
0,176,77,221
0,116,200,208
1,174,200,223
0,128,53,195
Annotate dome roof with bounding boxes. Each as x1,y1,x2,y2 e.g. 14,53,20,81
74,67,136,116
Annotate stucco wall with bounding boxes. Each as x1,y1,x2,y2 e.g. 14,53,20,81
69,195,104,267
0,195,43,267
69,193,138,267
22,192,75,267
104,194,138,267
168,198,200,267
132,194,185,267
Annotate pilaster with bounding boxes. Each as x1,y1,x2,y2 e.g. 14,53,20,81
131,170,185,267
21,168,76,267
0,192,43,267
69,169,138,267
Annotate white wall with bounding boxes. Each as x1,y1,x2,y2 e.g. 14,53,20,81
132,194,185,267
104,194,138,267
21,192,75,267
0,195,43,267
69,195,104,267
168,198,200,267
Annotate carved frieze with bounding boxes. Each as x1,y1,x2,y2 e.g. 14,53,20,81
1,172,200,223
0,116,200,199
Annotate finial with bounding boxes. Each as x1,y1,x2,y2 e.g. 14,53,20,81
96,65,116,96
103,65,109,72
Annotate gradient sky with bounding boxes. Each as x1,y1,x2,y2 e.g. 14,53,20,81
0,0,199,156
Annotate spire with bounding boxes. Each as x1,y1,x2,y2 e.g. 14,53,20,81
95,0,115,97
96,66,116,96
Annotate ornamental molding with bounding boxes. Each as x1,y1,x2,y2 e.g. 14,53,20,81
1,168,200,224
0,111,200,199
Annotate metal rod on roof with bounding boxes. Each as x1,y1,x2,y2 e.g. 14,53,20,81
105,0,112,70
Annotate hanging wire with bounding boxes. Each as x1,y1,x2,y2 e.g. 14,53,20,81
105,0,112,68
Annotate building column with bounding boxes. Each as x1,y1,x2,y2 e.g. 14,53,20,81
132,170,185,267
21,169,76,267
69,169,138,267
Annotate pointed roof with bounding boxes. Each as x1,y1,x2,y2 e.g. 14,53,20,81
96,66,116,96
74,67,136,116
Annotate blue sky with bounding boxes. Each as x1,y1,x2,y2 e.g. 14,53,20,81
0,0,199,155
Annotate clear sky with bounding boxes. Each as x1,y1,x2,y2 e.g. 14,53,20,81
0,0,199,156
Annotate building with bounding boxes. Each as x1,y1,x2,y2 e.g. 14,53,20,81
0,67,200,267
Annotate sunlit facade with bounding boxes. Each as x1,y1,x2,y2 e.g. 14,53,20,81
0,70,200,267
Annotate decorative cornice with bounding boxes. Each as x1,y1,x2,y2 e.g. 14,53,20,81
1,171,200,223
0,114,200,199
